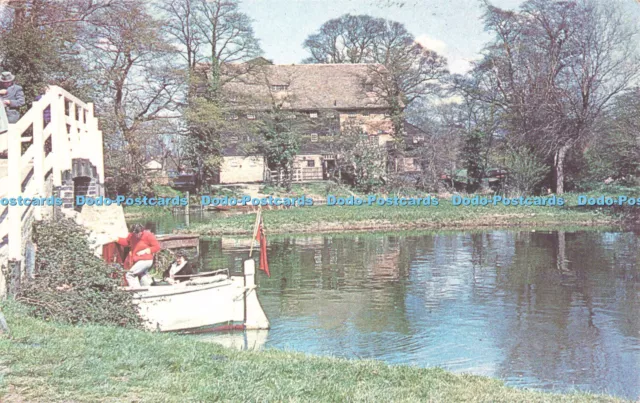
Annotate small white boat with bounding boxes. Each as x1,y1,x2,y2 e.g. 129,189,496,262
126,259,269,333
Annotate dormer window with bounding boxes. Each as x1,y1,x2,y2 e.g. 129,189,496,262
271,84,289,91
309,111,318,118
310,133,318,142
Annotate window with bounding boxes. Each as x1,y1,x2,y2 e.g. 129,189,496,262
347,112,357,119
307,160,315,168
310,133,318,142
271,84,289,91
362,111,370,117
309,111,318,118
247,114,256,120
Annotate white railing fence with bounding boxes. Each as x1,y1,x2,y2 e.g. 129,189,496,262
1,85,104,262
267,167,323,183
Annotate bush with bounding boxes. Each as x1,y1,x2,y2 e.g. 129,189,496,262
17,219,141,327
504,147,548,195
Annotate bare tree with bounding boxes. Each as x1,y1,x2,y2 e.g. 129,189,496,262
302,14,384,64
157,0,204,72
478,0,640,193
193,0,262,89
81,0,183,187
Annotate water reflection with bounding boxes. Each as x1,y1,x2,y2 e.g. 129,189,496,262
189,230,640,399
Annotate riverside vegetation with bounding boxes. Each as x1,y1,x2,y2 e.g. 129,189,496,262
0,302,627,402
16,219,140,327
124,186,637,236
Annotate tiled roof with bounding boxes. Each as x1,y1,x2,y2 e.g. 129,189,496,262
212,63,391,110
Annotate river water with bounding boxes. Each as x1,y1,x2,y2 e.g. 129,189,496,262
141,218,640,399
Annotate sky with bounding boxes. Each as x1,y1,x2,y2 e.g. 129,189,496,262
238,0,640,74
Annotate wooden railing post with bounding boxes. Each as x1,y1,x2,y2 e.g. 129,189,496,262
49,91,65,186
7,124,21,261
32,102,45,220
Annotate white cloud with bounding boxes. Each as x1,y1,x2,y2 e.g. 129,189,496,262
415,35,447,55
448,58,472,75
414,35,473,75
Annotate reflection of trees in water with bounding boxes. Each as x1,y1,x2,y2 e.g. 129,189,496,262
251,234,421,335
492,231,640,395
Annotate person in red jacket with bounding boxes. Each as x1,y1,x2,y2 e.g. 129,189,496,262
117,223,161,287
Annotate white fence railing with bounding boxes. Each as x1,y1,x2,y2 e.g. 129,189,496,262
0,85,104,262
266,167,324,183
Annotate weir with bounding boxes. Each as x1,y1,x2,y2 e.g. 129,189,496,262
0,86,115,298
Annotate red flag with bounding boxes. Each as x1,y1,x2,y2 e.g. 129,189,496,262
255,217,270,277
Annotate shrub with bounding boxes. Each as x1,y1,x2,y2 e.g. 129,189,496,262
504,147,549,195
17,219,141,327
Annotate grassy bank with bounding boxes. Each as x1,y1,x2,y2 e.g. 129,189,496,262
184,201,618,236
121,189,639,235
0,304,624,402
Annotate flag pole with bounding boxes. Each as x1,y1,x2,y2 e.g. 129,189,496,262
249,208,261,258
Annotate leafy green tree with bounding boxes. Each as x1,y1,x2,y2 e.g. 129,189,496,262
461,130,484,193
183,96,224,191
330,123,386,192
0,0,89,101
260,109,300,191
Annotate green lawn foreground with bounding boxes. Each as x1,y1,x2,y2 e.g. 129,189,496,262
0,304,624,402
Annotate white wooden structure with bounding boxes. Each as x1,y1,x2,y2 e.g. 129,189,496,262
0,86,104,297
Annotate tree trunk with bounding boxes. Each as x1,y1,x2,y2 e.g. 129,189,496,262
554,143,571,194
0,311,8,335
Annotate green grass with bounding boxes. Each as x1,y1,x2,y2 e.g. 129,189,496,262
260,181,354,198
0,303,624,402
184,196,619,236
121,189,635,236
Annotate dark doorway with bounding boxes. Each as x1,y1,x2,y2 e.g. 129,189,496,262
73,176,91,212
323,159,336,180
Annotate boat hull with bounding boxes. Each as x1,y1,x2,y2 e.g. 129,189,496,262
129,260,269,333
